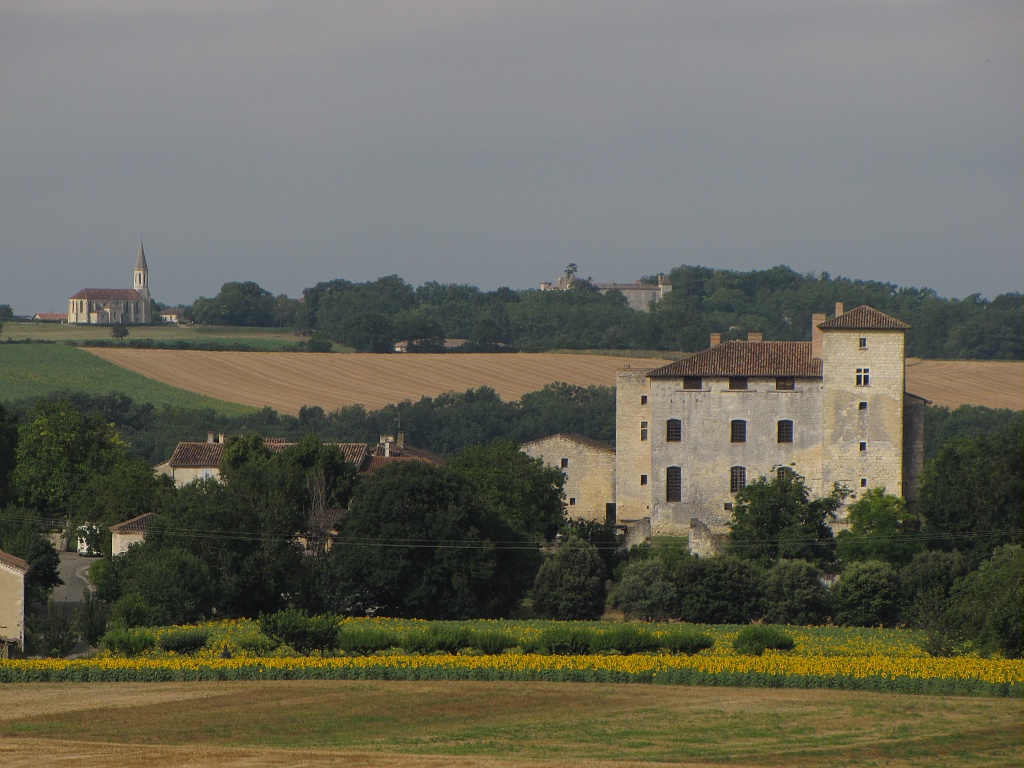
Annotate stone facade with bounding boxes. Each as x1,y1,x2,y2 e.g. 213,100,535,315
618,304,924,554
521,434,616,524
0,550,29,653
540,274,673,312
67,242,152,325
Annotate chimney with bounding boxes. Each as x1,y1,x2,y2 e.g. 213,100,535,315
710,333,721,347
207,431,215,443
219,433,226,444
747,332,763,342
396,431,405,449
834,302,844,317
811,313,826,359
383,440,390,458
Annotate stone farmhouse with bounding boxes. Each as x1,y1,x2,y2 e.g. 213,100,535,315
67,242,152,324
540,273,673,312
521,434,616,524
109,513,161,556
0,549,29,655
525,303,925,556
155,432,440,487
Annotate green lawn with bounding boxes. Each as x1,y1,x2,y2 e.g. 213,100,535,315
0,343,254,414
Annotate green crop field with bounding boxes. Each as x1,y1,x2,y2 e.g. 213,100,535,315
1,320,304,350
0,343,254,415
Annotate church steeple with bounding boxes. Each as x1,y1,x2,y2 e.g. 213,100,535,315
134,239,151,305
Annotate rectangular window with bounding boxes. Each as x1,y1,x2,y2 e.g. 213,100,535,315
729,377,748,390
683,376,702,390
776,466,795,481
640,395,647,404
859,441,867,452
859,337,867,349
775,377,795,391
723,502,733,511
730,419,746,443
860,478,868,487
859,401,868,411
569,498,576,506
856,368,870,386
777,420,794,443
640,474,648,486
640,421,648,441
666,419,682,442
730,466,747,493
560,458,569,468
666,466,682,502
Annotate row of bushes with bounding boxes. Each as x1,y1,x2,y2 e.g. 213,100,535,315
101,612,796,659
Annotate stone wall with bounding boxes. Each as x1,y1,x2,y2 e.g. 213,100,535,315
0,565,26,651
614,368,653,523
520,435,615,523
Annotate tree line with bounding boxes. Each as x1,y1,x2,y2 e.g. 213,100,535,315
181,265,1022,359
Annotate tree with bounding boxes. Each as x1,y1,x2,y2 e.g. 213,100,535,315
448,439,565,541
676,555,764,624
762,559,830,626
110,323,129,340
836,489,921,566
532,537,607,621
0,404,16,506
0,506,62,605
729,473,845,568
942,545,1022,658
336,462,536,619
918,422,1023,563
612,558,677,622
830,561,902,628
187,281,279,326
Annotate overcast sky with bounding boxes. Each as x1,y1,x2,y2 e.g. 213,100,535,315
2,1,1021,315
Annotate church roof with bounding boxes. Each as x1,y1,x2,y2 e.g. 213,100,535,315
649,341,823,379
817,305,910,331
69,288,145,301
135,241,148,271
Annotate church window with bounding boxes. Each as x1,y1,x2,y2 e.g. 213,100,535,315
856,368,870,386
666,467,682,502
776,377,794,391
730,420,746,443
666,419,682,442
730,466,747,493
729,377,748,390
777,420,794,443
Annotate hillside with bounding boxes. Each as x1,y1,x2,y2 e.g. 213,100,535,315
84,348,1023,414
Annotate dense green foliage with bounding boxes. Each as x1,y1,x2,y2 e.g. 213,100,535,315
612,558,678,622
732,625,796,656
761,559,830,626
259,609,340,654
180,266,1022,359
836,489,922,566
532,537,608,621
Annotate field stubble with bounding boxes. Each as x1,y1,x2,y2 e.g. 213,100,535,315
0,680,1020,768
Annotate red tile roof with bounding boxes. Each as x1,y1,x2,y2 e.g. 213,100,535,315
521,433,615,454
33,312,67,321
650,341,823,379
69,288,145,301
109,512,159,534
168,442,226,468
0,549,30,574
818,305,910,331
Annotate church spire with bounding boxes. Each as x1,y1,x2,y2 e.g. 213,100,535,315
135,239,148,271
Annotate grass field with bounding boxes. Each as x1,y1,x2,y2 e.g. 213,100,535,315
2,320,304,350
0,343,255,415
0,681,1019,767
83,349,672,414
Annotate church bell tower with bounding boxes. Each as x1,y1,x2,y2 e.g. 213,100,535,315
134,240,151,322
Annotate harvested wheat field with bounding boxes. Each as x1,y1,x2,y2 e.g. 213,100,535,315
87,348,1023,415
905,358,1023,411
0,681,1019,768
85,349,671,414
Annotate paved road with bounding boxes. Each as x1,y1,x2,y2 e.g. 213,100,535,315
51,551,99,604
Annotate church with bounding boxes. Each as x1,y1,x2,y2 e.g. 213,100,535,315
67,242,153,325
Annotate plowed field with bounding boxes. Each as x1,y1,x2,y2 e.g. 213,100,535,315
85,349,671,414
85,349,1023,414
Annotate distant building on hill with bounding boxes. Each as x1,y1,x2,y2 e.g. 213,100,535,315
67,242,153,325
540,273,672,312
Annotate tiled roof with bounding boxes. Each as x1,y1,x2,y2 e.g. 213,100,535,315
69,288,145,301
361,455,422,474
33,312,67,321
109,512,159,535
368,443,443,464
0,549,30,574
818,305,910,331
336,443,370,465
521,433,615,454
168,442,226,468
650,341,823,379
